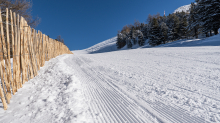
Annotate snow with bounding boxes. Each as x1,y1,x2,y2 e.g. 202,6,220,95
0,33,220,122
0,56,93,123
83,37,117,54
173,4,191,13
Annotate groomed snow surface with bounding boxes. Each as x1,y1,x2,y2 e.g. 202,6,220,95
0,34,220,123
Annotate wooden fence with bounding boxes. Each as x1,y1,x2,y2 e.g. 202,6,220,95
0,8,73,110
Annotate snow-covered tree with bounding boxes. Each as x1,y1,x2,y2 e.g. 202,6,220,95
177,11,189,39
148,18,161,46
159,22,168,44
116,32,126,49
188,2,200,38
194,0,220,35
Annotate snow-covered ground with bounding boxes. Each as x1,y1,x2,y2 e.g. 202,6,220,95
0,56,93,123
0,34,220,122
173,4,191,13
84,37,117,54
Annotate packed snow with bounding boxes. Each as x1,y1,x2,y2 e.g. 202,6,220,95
0,32,220,122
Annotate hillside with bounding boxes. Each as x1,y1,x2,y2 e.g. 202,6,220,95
79,33,220,54
0,31,219,123
83,37,117,54
173,4,191,13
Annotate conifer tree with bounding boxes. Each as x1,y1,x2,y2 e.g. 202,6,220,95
126,28,133,48
173,13,180,40
188,2,200,38
148,18,161,46
201,0,220,35
166,14,175,41
194,0,220,36
116,32,126,49
138,31,145,46
178,11,188,39
141,23,148,40
159,22,168,44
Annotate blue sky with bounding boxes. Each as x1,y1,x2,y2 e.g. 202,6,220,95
32,0,195,51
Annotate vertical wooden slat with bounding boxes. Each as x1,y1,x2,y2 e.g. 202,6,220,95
0,42,9,103
34,31,38,70
6,8,15,95
45,36,48,61
50,39,52,58
27,26,33,79
32,30,37,71
42,34,45,66
54,40,56,57
17,14,22,88
47,37,50,60
10,10,17,93
39,32,43,67
0,42,7,109
13,12,18,91
36,31,40,70
0,24,8,109
20,17,26,85
52,39,54,58
23,19,29,81
30,28,38,76
24,22,33,80
39,32,42,67
0,8,12,101
30,28,36,76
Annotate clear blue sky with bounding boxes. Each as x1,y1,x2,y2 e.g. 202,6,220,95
32,0,195,51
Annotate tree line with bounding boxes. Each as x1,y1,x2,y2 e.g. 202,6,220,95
116,0,220,49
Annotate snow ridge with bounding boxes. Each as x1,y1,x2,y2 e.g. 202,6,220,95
84,37,117,54
173,4,191,13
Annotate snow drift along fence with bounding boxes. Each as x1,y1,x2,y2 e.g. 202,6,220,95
0,8,73,110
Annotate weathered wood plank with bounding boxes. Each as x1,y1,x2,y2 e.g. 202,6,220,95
10,10,17,93
6,8,15,95
0,8,12,102
0,25,8,109
30,28,38,76
36,31,40,70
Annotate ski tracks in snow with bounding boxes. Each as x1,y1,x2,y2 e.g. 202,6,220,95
66,55,157,123
65,54,208,123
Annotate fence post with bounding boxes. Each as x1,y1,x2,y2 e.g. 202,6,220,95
13,12,19,90
39,32,43,67
28,27,38,77
24,23,33,80
20,17,26,85
0,31,9,109
0,8,12,102
36,31,40,70
10,10,17,93
6,8,15,95
17,14,22,88
48,37,51,60
45,36,49,61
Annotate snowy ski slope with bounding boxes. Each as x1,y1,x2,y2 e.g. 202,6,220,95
0,33,219,122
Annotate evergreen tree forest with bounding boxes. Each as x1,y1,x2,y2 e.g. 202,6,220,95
116,0,220,49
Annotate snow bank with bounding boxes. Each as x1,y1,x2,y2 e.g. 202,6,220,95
157,34,220,48
0,55,93,123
